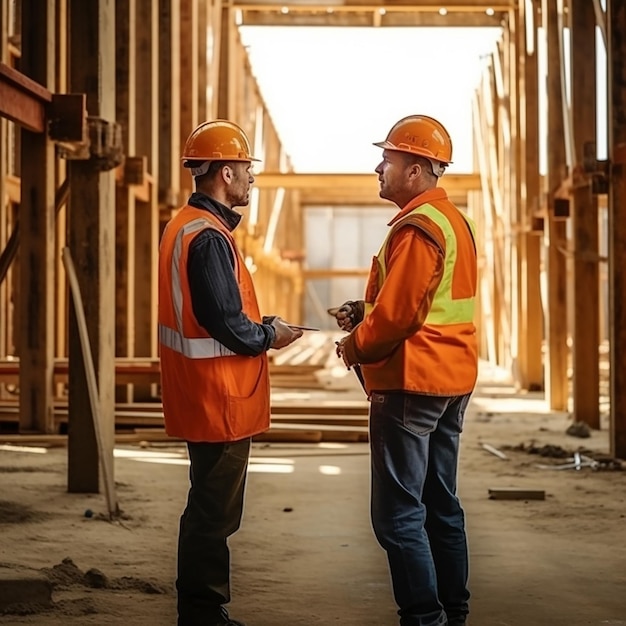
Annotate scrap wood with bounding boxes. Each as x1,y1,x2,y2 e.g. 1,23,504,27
535,452,598,471
488,488,546,501
481,442,508,460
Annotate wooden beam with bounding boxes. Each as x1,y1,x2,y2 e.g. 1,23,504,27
18,0,56,434
115,0,137,404
197,0,209,122
239,10,505,27
254,172,475,207
217,5,236,119
571,0,600,429
0,0,7,371
0,62,51,132
234,0,513,11
158,0,181,207
67,0,117,494
303,268,369,279
543,0,569,411
517,0,543,391
134,0,160,400
608,0,626,458
255,172,479,191
180,0,199,201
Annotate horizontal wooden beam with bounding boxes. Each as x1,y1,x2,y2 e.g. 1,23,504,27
235,0,513,25
240,10,505,26
255,172,480,190
0,62,52,132
255,172,479,206
234,1,513,11
303,268,369,279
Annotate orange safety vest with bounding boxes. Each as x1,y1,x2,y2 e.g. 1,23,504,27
360,191,478,396
158,204,270,442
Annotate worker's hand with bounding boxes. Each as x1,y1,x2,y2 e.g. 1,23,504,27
270,317,303,349
327,300,364,332
335,338,351,369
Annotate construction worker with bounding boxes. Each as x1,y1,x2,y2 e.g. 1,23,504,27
158,119,303,626
333,115,478,626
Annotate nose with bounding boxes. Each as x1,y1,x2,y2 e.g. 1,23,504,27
374,161,383,175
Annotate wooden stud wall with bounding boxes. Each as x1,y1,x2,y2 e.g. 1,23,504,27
1,0,626,460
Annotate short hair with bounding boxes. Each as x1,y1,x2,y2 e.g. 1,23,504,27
184,159,229,182
402,153,439,180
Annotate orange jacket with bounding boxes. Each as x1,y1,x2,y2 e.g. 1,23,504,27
158,205,270,442
342,187,478,396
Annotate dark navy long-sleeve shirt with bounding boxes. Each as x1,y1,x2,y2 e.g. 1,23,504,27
186,192,276,356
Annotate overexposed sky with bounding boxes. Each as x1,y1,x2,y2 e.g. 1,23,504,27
240,26,502,173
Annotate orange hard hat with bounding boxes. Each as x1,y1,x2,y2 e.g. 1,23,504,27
182,120,260,163
374,115,453,173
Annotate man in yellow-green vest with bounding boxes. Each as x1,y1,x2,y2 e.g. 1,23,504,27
333,115,478,626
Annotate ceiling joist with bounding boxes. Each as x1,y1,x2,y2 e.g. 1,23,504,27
234,1,513,27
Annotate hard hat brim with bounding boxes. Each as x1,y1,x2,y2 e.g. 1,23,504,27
373,140,452,165
181,156,261,164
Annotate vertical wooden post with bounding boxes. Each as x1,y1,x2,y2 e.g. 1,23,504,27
543,0,569,410
134,0,160,395
217,5,236,120
506,11,521,383
67,0,116,493
180,0,199,199
158,0,181,208
516,0,541,390
207,0,223,120
55,0,69,384
522,0,544,390
197,0,209,122
19,0,56,433
0,0,9,363
115,0,137,404
608,0,626,458
571,0,600,428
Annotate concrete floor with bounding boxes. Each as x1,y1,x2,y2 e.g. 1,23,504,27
0,371,625,625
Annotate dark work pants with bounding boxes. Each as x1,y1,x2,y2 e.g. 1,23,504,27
177,438,251,626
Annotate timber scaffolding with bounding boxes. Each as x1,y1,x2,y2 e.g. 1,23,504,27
1,0,626,498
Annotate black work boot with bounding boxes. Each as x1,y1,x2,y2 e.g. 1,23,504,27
210,606,246,626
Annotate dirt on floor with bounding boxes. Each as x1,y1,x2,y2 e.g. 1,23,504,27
0,363,625,626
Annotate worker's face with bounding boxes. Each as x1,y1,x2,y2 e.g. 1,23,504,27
227,162,255,208
375,150,413,207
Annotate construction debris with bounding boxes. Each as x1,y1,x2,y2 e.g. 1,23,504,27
480,442,508,460
488,488,546,501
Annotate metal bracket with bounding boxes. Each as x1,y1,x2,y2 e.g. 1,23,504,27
582,140,609,195
56,115,124,172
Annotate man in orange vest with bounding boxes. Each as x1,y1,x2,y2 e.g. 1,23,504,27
333,115,478,626
158,120,303,626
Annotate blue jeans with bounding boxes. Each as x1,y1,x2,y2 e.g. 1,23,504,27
369,392,471,626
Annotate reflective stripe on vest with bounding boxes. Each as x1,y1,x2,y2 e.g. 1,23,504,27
376,204,476,325
159,216,237,359
158,324,236,358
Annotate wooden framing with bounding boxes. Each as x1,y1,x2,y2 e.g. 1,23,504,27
515,0,543,391
1,0,626,460
608,0,626,458
235,0,512,28
18,0,56,433
543,0,569,411
570,0,600,428
67,0,116,493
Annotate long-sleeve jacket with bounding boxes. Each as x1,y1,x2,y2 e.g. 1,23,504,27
341,187,478,396
186,192,276,354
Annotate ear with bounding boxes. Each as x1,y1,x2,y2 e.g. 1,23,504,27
221,164,233,184
408,160,422,181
